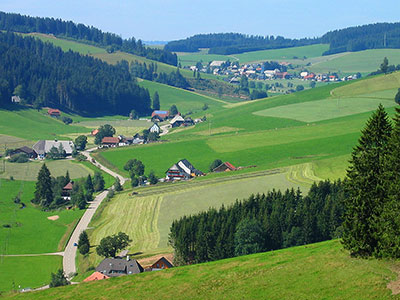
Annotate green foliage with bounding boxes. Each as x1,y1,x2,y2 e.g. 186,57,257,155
131,176,139,188
209,159,223,171
250,90,268,100
234,218,264,256
32,164,53,207
49,269,69,288
395,88,400,105
342,105,393,257
78,231,90,255
46,145,67,160
148,171,158,185
96,232,132,258
61,116,73,125
94,124,116,145
170,104,179,116
153,92,160,110
380,57,389,74
8,153,29,163
74,135,87,151
124,159,145,177
170,181,345,265
296,85,305,92
129,109,139,120
114,177,123,191
202,103,209,111
93,172,105,192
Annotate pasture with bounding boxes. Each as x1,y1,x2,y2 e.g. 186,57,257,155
138,80,227,114
253,96,396,122
0,160,92,181
308,48,400,75
26,33,106,55
0,179,84,255
0,108,87,141
0,256,62,292
176,44,330,66
7,240,400,300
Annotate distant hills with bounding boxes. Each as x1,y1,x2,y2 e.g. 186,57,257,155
165,23,400,56
0,11,177,66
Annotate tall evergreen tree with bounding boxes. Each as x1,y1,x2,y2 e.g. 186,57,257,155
342,104,392,257
33,164,53,207
153,92,160,110
378,107,400,257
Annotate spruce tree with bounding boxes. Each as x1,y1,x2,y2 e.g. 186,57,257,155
153,92,160,110
342,104,392,257
78,231,90,255
33,164,53,207
378,107,400,257
85,174,94,195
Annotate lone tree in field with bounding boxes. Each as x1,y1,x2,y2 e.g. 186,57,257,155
49,269,69,287
153,92,160,110
32,164,53,207
234,218,264,256
342,104,392,257
114,177,123,191
380,57,389,74
78,231,90,255
96,232,132,258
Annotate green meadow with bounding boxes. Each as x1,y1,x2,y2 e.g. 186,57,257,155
0,108,87,141
308,48,400,75
177,44,330,66
0,256,62,293
138,79,228,114
26,33,106,55
5,240,400,300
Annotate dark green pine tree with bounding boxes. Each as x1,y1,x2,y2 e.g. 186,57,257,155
234,218,264,256
342,104,392,257
84,174,94,195
33,164,53,207
378,107,400,257
153,92,160,110
78,230,90,255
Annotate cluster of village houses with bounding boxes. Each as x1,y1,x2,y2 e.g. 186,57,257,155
83,254,174,282
184,60,361,84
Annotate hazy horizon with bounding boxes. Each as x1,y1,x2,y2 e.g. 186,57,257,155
1,0,399,41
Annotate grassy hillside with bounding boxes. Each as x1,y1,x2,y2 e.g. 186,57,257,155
138,79,228,114
177,44,329,66
0,108,87,141
4,240,400,299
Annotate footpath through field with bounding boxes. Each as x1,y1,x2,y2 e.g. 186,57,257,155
62,148,126,279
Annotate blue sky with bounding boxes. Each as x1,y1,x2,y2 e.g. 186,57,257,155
1,0,399,41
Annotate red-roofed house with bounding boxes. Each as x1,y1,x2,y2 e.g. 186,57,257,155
91,129,99,136
101,137,120,147
151,110,169,121
62,181,74,200
48,108,61,117
304,73,315,80
213,162,237,173
83,271,110,282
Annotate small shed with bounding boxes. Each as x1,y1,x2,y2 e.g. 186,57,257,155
48,108,61,117
150,257,174,270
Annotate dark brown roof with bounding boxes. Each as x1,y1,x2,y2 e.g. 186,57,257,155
151,257,173,269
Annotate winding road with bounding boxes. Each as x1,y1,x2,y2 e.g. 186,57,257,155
62,148,126,278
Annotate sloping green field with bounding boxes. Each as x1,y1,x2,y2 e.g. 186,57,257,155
4,240,399,300
138,80,228,114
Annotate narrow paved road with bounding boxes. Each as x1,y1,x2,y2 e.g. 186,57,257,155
63,148,126,278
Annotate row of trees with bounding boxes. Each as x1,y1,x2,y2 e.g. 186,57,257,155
0,11,177,66
169,180,345,265
165,33,319,55
0,31,152,116
321,22,400,55
342,104,400,258
32,164,105,209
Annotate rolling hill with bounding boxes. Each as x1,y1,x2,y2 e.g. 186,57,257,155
2,240,399,299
